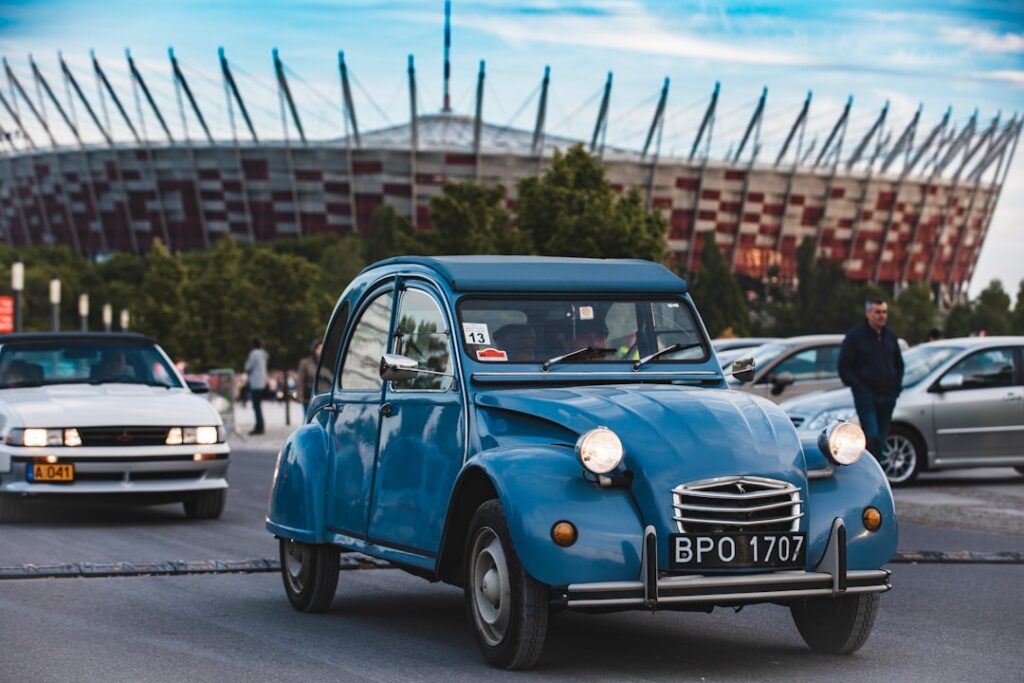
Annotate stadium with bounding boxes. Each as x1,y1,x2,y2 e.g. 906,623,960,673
0,20,1018,302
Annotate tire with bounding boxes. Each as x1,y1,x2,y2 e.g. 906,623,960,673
791,592,879,655
183,489,227,519
279,538,340,613
464,500,549,670
883,426,924,487
0,494,24,523
1014,466,1024,476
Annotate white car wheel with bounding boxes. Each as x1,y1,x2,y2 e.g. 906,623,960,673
884,427,923,486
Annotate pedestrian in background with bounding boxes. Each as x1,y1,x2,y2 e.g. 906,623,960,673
244,337,269,435
838,298,904,464
296,339,322,419
926,328,943,342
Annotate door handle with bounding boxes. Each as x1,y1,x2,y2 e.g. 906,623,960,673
379,403,393,417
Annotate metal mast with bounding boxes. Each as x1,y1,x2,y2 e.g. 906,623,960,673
590,72,612,155
732,86,767,164
408,54,418,229
473,60,485,180
642,77,670,160
274,48,305,144
220,47,258,143
442,0,452,113
338,51,359,148
531,66,550,157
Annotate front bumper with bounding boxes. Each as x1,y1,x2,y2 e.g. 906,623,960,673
556,518,891,610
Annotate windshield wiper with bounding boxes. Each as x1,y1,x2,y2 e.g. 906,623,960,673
542,347,617,372
632,342,704,371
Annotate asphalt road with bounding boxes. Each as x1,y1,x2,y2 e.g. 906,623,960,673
1,449,1022,682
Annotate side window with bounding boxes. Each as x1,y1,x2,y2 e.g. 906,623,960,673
774,345,840,381
392,289,453,391
339,293,393,391
314,302,348,395
946,348,1016,390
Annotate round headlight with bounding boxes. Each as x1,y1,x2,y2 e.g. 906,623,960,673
576,427,623,474
818,421,866,466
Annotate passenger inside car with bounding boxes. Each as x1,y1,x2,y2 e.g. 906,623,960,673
90,349,137,382
493,324,536,361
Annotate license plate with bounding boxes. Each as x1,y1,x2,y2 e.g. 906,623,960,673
28,463,75,483
669,532,806,570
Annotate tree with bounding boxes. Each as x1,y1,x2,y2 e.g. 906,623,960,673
688,232,749,337
516,145,666,261
426,181,529,254
135,239,188,358
944,303,973,338
1013,280,1024,335
889,283,937,345
971,279,1012,336
365,204,420,262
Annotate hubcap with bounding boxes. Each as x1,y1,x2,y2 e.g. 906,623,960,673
470,527,512,646
884,434,917,484
283,539,310,594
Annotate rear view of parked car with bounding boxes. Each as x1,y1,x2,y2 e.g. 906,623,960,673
782,337,1024,485
0,333,230,521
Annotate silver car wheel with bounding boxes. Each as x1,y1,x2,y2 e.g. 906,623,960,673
470,526,512,647
283,539,311,594
884,433,918,484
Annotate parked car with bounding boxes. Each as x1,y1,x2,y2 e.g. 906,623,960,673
729,334,845,403
267,256,895,669
781,337,1024,485
0,333,230,521
712,336,780,355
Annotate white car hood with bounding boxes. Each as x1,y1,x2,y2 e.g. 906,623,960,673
0,384,221,428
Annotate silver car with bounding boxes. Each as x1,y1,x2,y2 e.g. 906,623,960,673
728,334,845,403
781,337,1024,485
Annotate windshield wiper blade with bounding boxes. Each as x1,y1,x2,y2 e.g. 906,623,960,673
542,346,617,372
632,342,704,371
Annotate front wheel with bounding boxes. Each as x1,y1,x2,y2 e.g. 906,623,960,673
883,426,924,487
279,538,340,613
464,500,549,670
791,592,879,654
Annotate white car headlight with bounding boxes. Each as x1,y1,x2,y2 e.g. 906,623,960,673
195,426,219,445
818,421,866,466
12,428,68,447
166,426,222,445
804,407,859,432
576,427,624,474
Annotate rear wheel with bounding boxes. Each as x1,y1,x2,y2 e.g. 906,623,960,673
464,500,549,670
883,426,924,487
182,489,226,519
791,592,879,655
280,538,340,613
0,494,24,523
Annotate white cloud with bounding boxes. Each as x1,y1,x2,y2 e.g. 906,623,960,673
941,27,1024,54
972,70,1024,87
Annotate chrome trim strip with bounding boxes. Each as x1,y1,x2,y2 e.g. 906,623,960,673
807,462,835,480
936,425,1024,435
471,371,720,378
672,512,804,526
673,499,799,514
672,486,797,500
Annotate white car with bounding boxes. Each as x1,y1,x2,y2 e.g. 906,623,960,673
0,333,230,521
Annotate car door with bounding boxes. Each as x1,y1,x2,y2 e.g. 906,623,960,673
757,344,843,403
324,286,394,540
932,346,1024,461
368,284,464,557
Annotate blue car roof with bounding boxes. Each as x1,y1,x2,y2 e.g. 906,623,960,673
366,256,688,294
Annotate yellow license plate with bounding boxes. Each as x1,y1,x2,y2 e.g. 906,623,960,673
30,463,75,482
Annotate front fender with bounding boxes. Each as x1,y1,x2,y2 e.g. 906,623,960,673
471,445,645,587
266,423,329,544
805,444,898,571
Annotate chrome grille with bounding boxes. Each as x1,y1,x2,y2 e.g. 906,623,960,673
672,476,802,533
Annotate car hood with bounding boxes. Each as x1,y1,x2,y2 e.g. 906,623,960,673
474,384,807,534
0,384,221,429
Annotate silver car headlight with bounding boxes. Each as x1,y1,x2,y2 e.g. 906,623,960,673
804,407,859,432
817,421,866,466
576,427,623,474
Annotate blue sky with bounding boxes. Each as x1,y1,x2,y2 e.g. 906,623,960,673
1,0,1021,296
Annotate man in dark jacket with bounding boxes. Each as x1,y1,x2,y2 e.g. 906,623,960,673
838,298,904,463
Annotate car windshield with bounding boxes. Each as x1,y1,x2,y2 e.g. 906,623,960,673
457,297,707,364
0,341,182,389
902,345,957,387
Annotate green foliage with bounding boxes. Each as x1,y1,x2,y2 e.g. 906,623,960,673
944,303,973,338
888,283,937,345
688,232,749,337
135,240,187,358
516,145,667,261
1013,280,1024,335
971,279,1012,336
425,181,529,255
365,204,420,262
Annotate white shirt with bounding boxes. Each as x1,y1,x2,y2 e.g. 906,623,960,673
245,348,269,390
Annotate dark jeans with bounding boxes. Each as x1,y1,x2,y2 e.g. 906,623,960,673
251,388,265,433
852,386,897,463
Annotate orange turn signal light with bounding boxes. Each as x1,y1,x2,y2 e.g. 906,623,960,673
862,507,882,532
192,453,218,462
551,521,578,547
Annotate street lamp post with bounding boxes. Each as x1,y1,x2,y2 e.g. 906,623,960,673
11,261,23,333
79,294,89,331
102,303,112,332
120,309,130,331
49,276,61,332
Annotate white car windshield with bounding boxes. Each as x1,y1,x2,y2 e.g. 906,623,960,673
457,297,707,364
902,345,957,387
0,341,181,389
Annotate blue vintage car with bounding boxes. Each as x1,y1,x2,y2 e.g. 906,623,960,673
266,256,896,669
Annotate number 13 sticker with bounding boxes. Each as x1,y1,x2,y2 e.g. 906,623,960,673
462,323,491,345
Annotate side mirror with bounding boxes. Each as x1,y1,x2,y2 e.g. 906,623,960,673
938,373,963,391
186,379,210,394
769,371,795,395
380,353,420,382
729,357,756,383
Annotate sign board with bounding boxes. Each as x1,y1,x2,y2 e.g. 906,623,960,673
0,296,12,334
